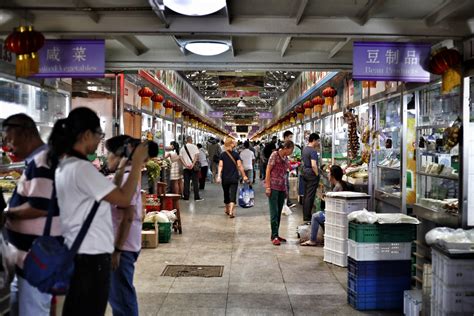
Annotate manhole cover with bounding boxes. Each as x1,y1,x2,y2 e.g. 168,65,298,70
161,265,224,277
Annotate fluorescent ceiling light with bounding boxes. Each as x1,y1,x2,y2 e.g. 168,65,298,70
237,100,246,108
184,41,230,56
164,0,226,16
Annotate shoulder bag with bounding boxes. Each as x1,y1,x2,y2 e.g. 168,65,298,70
184,145,201,172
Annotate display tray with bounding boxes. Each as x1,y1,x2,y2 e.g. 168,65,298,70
374,189,402,208
412,204,459,228
377,165,400,171
417,171,458,181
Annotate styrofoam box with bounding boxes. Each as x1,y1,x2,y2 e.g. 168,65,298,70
324,248,347,267
432,248,474,287
325,210,350,227
347,240,412,261
404,290,422,316
431,274,474,314
324,235,348,254
325,197,368,214
324,223,348,239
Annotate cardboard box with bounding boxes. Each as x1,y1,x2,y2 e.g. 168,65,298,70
141,224,158,248
289,177,299,200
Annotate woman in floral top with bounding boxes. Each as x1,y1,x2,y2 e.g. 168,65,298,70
265,140,294,246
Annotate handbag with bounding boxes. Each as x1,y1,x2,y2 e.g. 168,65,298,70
238,183,254,208
23,194,100,295
184,145,201,172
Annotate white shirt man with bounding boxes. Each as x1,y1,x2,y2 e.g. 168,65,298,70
240,148,255,171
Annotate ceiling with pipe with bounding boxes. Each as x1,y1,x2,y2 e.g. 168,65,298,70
1,0,473,128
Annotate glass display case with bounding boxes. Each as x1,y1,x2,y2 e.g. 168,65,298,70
413,83,461,227
373,95,403,212
334,112,347,163
321,115,333,166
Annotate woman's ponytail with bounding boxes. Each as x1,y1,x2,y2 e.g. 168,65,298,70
47,118,74,168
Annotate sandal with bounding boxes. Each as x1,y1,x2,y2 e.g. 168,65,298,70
301,240,318,246
229,212,235,218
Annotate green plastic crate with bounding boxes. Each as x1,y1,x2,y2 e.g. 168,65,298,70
348,222,416,243
158,222,172,243
142,222,157,230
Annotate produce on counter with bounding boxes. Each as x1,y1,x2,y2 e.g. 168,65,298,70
0,180,16,192
444,118,461,150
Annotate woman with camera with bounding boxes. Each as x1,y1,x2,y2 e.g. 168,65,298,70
48,107,148,316
104,135,144,316
216,137,248,218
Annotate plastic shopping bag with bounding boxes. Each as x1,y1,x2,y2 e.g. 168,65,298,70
238,184,254,208
282,199,292,216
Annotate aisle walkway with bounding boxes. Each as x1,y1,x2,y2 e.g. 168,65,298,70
129,181,399,316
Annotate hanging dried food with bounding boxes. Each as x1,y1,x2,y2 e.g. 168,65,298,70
344,109,360,160
444,118,461,150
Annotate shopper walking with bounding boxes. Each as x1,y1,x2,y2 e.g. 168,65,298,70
302,133,321,222
239,141,255,189
197,144,209,190
105,135,143,316
48,107,148,316
282,130,297,208
266,141,294,246
207,137,221,182
165,141,183,196
301,165,348,246
2,114,59,316
216,138,248,218
179,136,203,201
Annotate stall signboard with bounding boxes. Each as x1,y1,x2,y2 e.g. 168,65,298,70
209,111,224,118
258,112,273,119
353,42,430,82
33,40,105,78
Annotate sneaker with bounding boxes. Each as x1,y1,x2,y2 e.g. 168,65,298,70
195,198,204,202
288,203,297,208
277,236,287,242
272,238,281,246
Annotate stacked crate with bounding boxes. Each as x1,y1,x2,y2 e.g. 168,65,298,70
347,222,416,311
323,194,369,267
431,246,474,315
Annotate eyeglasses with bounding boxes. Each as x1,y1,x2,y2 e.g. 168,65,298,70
95,130,106,140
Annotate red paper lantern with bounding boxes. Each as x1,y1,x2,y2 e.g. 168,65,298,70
5,25,45,77
164,100,174,116
138,87,154,110
322,87,337,106
311,96,324,113
174,105,183,119
295,105,305,121
429,48,462,75
303,100,313,117
151,94,164,112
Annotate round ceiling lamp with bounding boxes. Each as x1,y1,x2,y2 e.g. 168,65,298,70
163,0,226,16
184,41,230,56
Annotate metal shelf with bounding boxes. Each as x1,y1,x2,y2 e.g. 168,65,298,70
377,165,400,171
416,124,451,130
417,171,458,181
374,189,402,208
413,203,460,227
418,150,456,156
0,162,25,171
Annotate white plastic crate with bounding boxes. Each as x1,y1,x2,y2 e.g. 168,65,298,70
324,223,348,239
347,240,412,261
325,197,368,214
404,290,422,316
323,248,347,267
432,248,474,287
324,235,348,254
325,210,349,227
431,275,474,314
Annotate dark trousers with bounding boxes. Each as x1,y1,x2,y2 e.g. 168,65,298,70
269,189,286,239
199,166,208,190
62,254,111,316
222,180,238,204
262,161,268,180
109,251,139,316
303,174,320,222
183,169,200,200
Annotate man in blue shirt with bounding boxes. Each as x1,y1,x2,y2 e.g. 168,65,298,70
301,133,320,222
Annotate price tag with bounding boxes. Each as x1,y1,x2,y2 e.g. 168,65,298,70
0,41,14,64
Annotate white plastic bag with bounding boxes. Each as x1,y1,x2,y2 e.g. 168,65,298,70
282,200,292,216
347,209,378,224
297,224,310,242
161,210,177,222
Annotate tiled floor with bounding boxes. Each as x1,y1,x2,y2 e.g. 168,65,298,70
109,180,402,316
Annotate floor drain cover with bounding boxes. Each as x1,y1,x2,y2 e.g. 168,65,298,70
161,265,224,277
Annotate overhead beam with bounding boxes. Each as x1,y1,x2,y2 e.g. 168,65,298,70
148,0,169,28
4,2,35,23
280,36,292,57
72,0,100,23
350,0,385,26
328,37,351,59
424,0,470,27
114,35,149,56
230,36,235,57
1,16,469,39
225,0,232,25
295,0,308,25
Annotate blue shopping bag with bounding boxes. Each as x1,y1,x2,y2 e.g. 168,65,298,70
238,184,254,208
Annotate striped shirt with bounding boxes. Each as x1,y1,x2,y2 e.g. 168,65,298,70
6,147,61,267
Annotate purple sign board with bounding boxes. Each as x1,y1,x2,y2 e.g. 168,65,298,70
353,42,431,82
258,112,273,120
209,111,224,118
33,40,105,78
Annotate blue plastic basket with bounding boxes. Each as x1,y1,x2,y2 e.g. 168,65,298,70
347,257,412,278
347,289,404,311
348,272,411,294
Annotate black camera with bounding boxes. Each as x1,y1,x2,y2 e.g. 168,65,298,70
122,139,159,159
